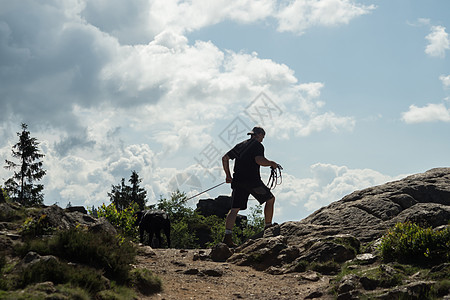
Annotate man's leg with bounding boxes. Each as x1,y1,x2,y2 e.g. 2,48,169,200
264,197,275,227
223,208,240,247
225,208,240,230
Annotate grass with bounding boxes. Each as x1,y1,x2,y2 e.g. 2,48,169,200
129,268,163,295
15,228,137,283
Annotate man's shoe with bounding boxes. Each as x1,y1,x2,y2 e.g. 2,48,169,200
222,233,237,248
264,222,278,230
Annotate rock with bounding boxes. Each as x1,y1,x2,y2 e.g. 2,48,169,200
64,206,87,214
227,235,288,271
184,268,200,275
138,245,156,257
193,250,210,261
299,240,356,263
196,196,232,217
227,168,450,279
201,269,223,277
16,252,60,273
300,270,320,282
88,218,117,236
359,276,378,290
354,253,377,265
338,274,360,294
377,281,434,300
210,243,233,262
304,290,323,299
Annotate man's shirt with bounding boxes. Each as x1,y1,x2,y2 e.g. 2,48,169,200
226,138,264,185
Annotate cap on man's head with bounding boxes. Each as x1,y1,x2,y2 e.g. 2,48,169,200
247,126,265,136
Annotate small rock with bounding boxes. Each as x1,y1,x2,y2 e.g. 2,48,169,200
301,270,320,282
201,269,223,277
139,246,156,257
171,260,186,267
359,276,378,290
183,268,200,275
304,290,323,299
354,253,377,265
210,243,233,262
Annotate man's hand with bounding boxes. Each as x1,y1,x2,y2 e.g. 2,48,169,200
226,175,233,183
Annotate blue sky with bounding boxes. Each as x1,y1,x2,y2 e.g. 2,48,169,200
1,0,449,222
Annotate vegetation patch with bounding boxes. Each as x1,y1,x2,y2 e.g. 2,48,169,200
15,228,136,283
129,268,162,295
379,222,450,265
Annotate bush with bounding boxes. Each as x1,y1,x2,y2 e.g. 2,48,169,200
20,214,54,238
96,203,138,239
16,228,137,283
379,222,450,264
18,258,108,294
129,268,162,295
156,191,266,248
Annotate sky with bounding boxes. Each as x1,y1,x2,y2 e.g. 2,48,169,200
0,0,449,223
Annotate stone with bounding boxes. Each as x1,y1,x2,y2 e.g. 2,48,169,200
210,243,233,262
301,270,320,282
201,269,223,277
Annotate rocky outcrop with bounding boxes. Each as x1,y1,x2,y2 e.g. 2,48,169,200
228,168,450,272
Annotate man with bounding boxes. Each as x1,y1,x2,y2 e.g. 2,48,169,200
221,126,278,247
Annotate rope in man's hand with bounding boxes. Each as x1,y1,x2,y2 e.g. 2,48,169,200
267,164,283,190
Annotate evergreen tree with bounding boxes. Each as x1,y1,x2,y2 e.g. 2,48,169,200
129,170,147,210
4,123,46,206
108,171,147,211
108,178,130,212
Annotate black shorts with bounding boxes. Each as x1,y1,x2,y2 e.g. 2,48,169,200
231,181,274,210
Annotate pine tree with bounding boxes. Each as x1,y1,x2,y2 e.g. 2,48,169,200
108,171,147,211
4,123,47,206
129,170,147,210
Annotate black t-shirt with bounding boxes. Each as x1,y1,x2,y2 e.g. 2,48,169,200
226,138,264,184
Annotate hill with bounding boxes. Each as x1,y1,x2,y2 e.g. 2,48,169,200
0,168,449,299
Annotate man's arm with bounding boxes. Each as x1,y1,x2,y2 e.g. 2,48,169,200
222,154,233,183
255,156,278,168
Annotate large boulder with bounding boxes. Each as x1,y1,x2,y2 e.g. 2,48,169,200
230,168,450,271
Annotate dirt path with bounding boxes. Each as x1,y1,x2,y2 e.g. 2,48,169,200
135,247,334,300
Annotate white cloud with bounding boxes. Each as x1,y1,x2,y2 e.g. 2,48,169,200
0,0,367,216
268,163,398,221
425,25,450,58
81,0,275,44
276,0,375,34
440,75,450,89
401,103,450,124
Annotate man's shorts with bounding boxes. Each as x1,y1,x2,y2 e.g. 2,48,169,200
231,181,274,210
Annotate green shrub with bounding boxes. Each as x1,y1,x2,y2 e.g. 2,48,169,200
20,214,54,238
16,228,136,283
18,259,108,294
96,203,138,239
379,222,450,264
432,280,450,298
51,229,136,282
129,268,162,295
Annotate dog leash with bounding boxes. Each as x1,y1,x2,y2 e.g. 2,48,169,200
185,181,226,201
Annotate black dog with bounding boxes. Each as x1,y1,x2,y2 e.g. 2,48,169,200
135,210,171,248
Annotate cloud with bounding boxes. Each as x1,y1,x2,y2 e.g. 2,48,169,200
268,163,398,220
425,25,450,58
276,0,376,34
440,75,450,89
0,0,366,215
401,103,450,124
81,0,275,44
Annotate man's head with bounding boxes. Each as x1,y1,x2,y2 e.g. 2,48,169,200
248,126,265,142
